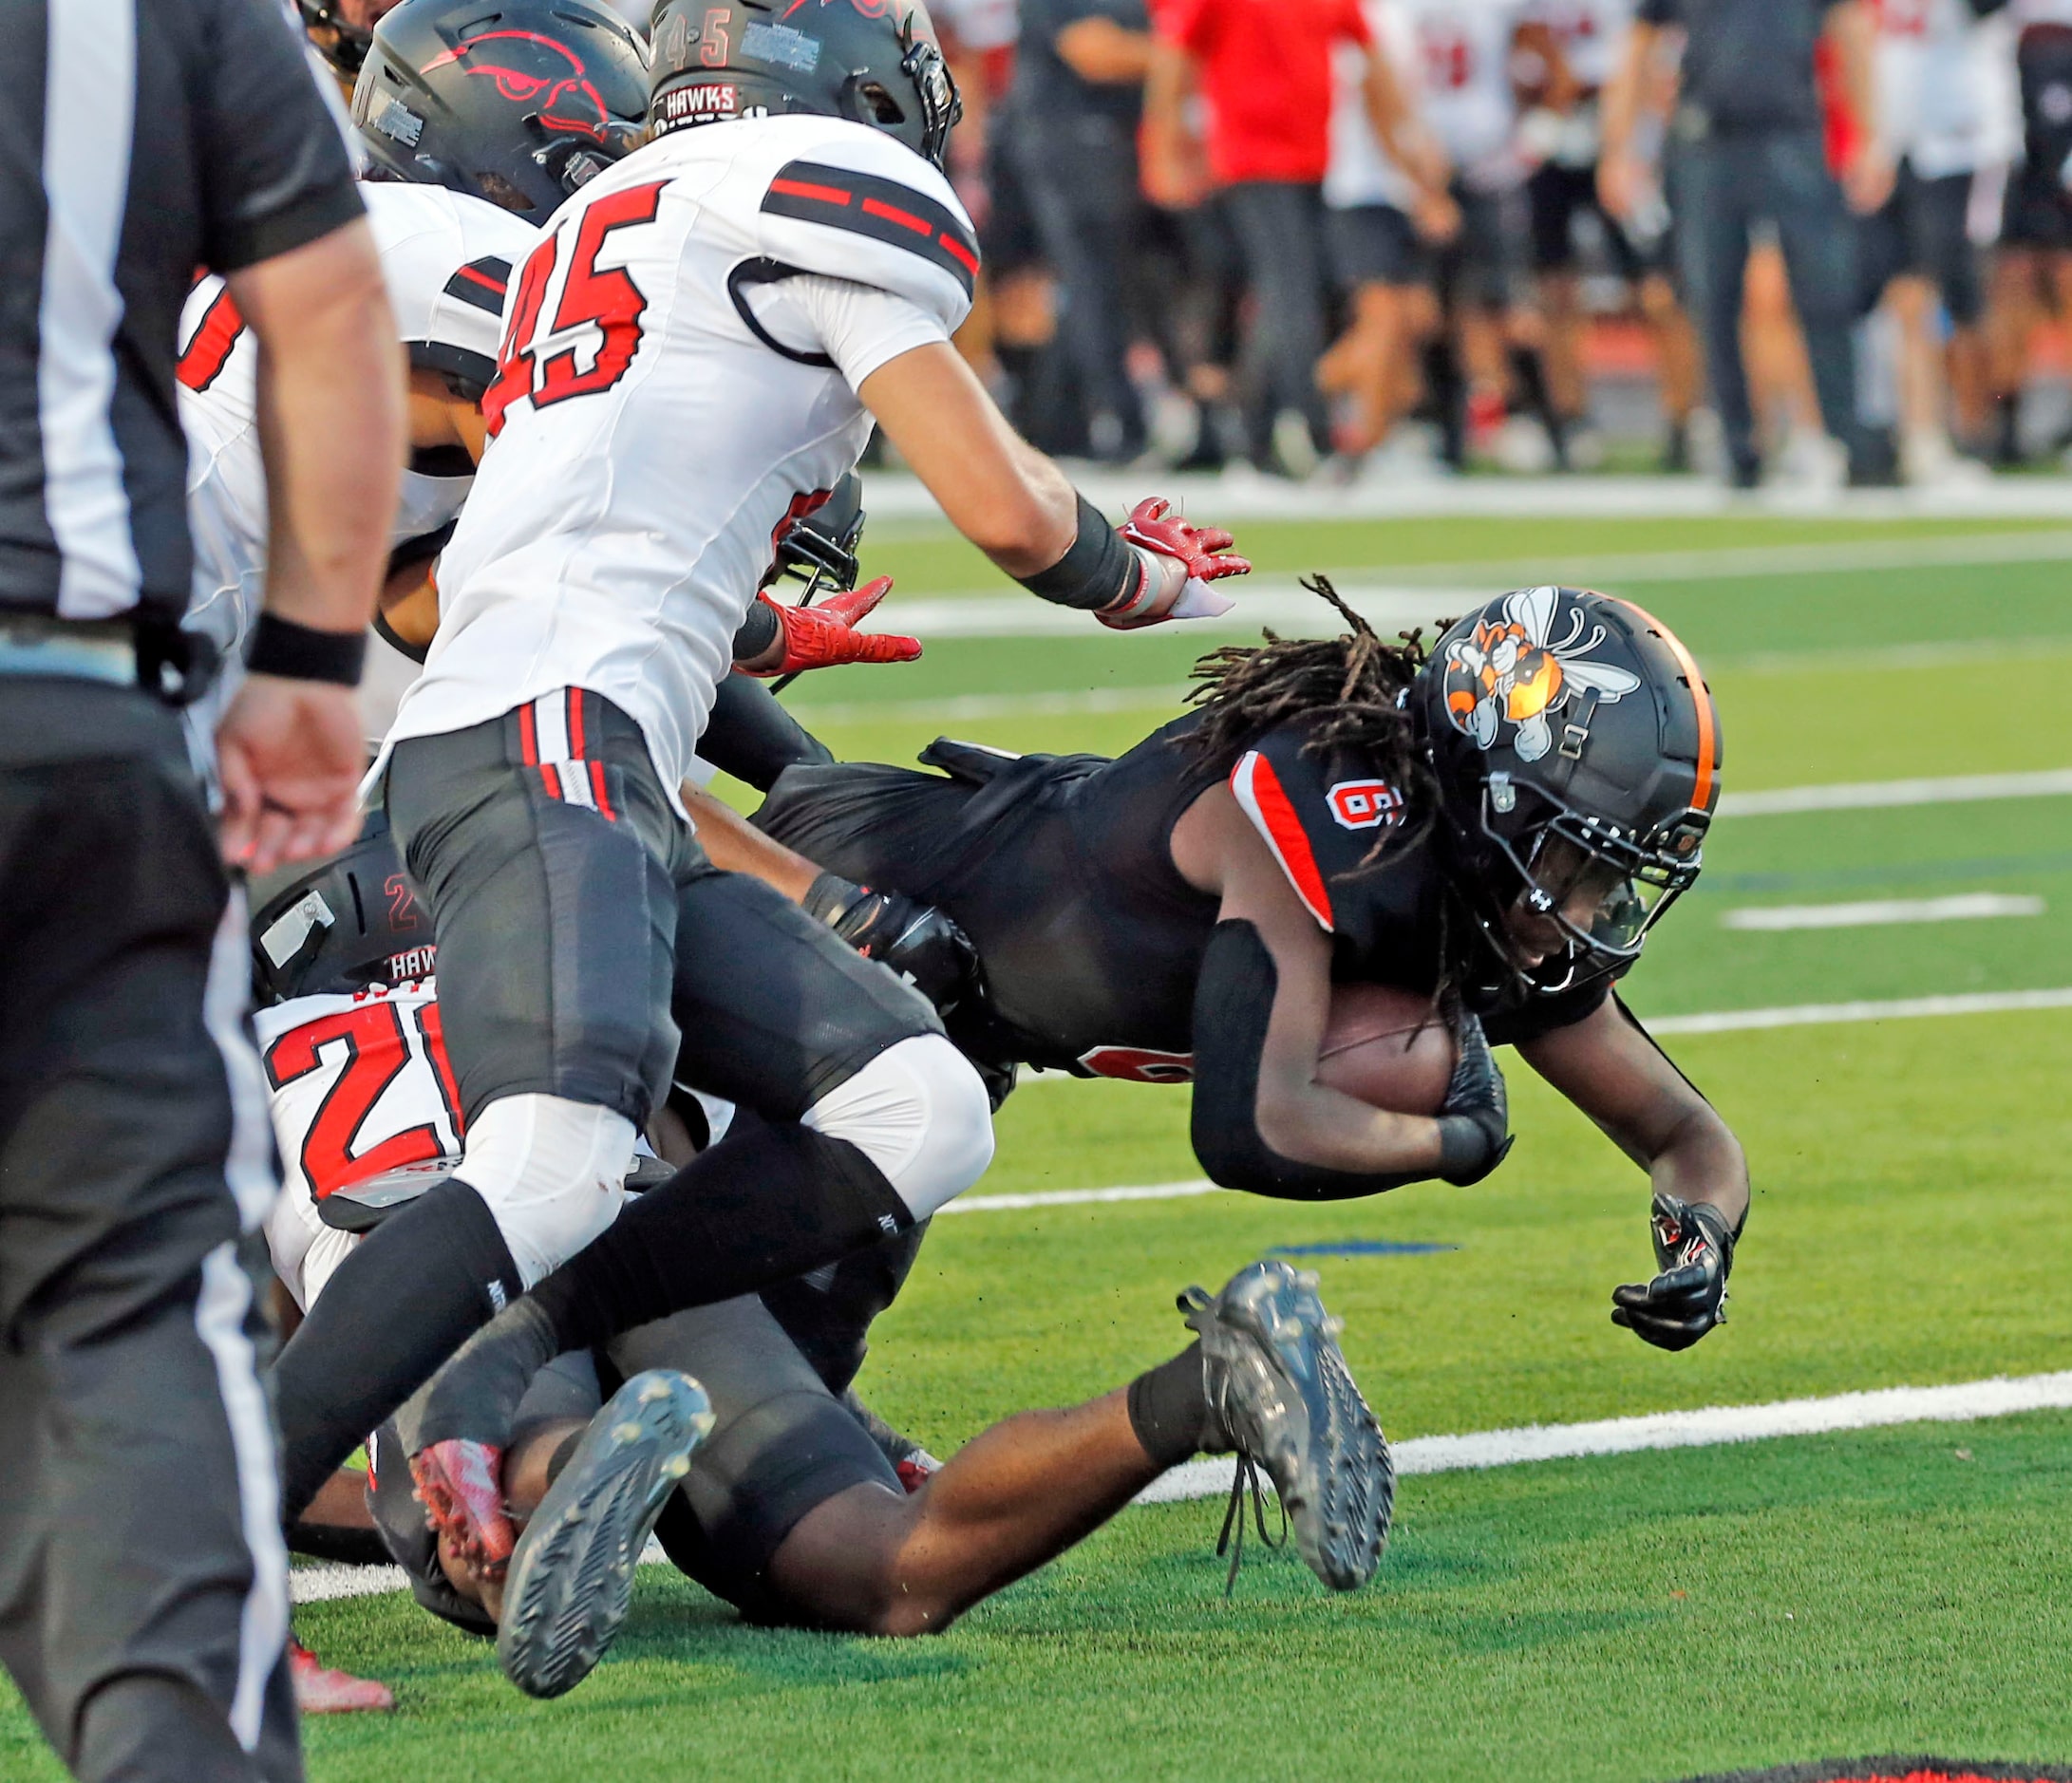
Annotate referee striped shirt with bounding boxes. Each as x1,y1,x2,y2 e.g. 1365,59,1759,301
0,0,362,625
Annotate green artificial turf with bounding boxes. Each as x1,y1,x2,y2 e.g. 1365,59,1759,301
16,1415,2061,1783
8,512,2071,1780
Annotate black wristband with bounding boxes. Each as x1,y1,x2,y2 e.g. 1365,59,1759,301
1015,493,1139,611
731,597,782,664
801,870,866,930
247,611,367,686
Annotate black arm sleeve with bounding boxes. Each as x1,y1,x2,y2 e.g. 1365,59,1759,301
195,0,363,272
731,598,782,665
700,673,835,794
1188,921,1438,1202
1015,494,1139,611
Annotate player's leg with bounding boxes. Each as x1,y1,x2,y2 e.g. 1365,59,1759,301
0,691,298,1783
270,692,683,1524
1672,137,1761,480
406,862,994,1556
1760,132,1865,476
1528,164,1590,454
489,1258,1388,1692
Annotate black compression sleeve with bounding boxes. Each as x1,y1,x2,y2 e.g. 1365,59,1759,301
701,672,834,792
1188,922,1441,1201
731,599,782,664
1015,494,1139,611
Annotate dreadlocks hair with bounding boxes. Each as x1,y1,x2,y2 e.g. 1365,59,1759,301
1181,576,1441,835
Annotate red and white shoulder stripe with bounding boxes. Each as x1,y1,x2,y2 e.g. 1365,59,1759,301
1229,750,1335,933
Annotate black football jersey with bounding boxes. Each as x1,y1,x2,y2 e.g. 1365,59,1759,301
754,711,1611,1081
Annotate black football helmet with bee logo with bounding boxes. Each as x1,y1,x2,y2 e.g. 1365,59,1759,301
1412,586,1722,995
647,0,962,169
353,0,650,225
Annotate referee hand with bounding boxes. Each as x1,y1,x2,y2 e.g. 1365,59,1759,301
217,675,367,875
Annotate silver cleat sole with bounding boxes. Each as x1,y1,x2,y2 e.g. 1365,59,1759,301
497,1369,714,1699
1189,1261,1393,1591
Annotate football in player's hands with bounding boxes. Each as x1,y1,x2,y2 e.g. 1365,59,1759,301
1099,497,1253,630
747,576,920,677
1314,982,1457,1117
1612,1192,1737,1351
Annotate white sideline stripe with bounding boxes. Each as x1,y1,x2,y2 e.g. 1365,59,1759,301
1140,1371,2072,1504
1720,766,2072,816
894,581,1448,640
939,1179,1219,1214
1011,985,2072,1091
1646,985,2072,1034
862,468,2072,522
290,1369,2072,1603
1721,893,2045,931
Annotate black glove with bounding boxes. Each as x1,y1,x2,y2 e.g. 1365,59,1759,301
1435,1011,1512,1186
802,872,981,1017
1611,1193,1738,1351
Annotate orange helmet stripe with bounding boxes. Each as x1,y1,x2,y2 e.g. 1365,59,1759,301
1617,600,1717,812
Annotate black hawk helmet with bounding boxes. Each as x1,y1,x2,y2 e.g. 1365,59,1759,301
353,0,650,225
647,0,962,168
1412,587,1722,994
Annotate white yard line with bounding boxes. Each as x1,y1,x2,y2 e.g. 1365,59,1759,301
1646,985,2072,1034
1721,893,2045,931
1720,766,2072,816
884,527,2072,637
292,1368,2072,1602
938,1179,1219,1214
1139,1371,2072,1504
862,469,2072,522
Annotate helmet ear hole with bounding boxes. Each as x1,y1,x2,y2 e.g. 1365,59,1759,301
858,81,907,125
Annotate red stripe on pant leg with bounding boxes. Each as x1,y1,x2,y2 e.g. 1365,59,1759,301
538,761,562,800
567,688,586,760
588,760,615,821
518,701,539,765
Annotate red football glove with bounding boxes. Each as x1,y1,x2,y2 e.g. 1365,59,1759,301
1099,498,1253,629
745,576,921,677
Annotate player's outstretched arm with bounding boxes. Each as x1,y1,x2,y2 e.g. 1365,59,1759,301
1170,784,1506,1195
217,217,405,873
859,343,1250,629
1518,997,1749,1350
682,784,978,1015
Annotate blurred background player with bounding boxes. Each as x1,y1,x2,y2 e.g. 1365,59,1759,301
1520,0,1702,469
0,0,402,1776
1317,0,1460,470
1857,0,2018,483
1603,0,1893,488
1144,0,1414,476
1985,0,2072,462
1394,0,1566,470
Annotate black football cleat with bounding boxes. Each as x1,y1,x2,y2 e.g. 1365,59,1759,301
1180,1260,1392,1592
497,1369,714,1699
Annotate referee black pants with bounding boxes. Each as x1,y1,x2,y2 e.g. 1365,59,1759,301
0,681,298,1783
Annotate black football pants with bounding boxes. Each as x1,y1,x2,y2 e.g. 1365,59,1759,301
0,680,298,1783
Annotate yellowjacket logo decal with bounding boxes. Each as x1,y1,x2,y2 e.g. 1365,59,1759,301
1441,587,1640,764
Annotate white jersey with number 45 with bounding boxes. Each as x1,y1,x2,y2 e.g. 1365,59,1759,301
385,116,978,808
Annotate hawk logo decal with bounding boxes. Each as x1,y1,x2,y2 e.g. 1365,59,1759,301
422,31,613,141
1441,585,1640,763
